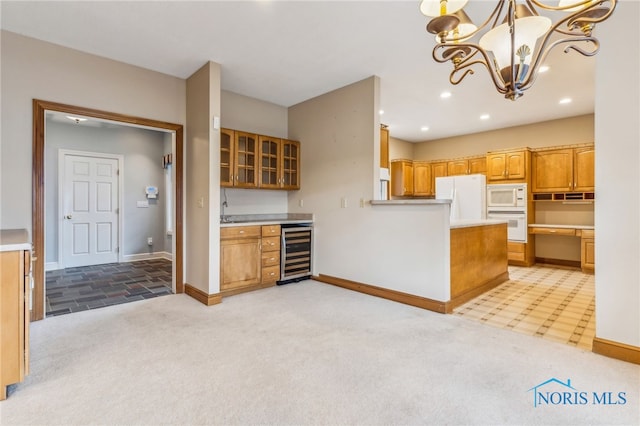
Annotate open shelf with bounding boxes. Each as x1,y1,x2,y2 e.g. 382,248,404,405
533,192,595,201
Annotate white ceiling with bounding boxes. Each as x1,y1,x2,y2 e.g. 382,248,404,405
1,1,599,142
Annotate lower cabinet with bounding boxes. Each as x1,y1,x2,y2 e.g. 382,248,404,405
507,241,535,267
580,229,595,273
261,225,281,284
220,226,262,292
220,225,282,295
1,248,30,400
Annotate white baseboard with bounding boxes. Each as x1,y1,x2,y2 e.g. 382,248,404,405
45,262,60,271
123,251,173,262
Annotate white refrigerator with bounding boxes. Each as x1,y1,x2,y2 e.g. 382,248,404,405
435,174,487,221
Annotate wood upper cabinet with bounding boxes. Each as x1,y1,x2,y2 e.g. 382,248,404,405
430,161,448,195
380,126,389,169
413,161,432,196
486,149,529,182
280,139,300,190
390,160,413,196
223,128,300,190
220,128,235,187
447,159,468,176
220,226,262,291
258,135,281,189
468,156,487,175
532,145,594,192
221,129,258,188
258,136,300,190
573,146,594,191
447,156,486,176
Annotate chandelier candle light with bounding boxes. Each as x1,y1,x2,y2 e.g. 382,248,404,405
421,0,616,100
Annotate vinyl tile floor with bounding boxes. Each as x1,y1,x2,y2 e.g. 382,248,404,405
454,265,595,350
46,259,173,317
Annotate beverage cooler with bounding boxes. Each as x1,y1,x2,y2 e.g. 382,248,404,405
278,224,313,284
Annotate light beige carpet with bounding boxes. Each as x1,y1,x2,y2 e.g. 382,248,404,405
1,280,638,425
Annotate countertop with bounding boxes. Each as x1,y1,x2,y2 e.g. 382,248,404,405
0,229,32,252
450,219,508,229
529,224,594,230
220,213,313,228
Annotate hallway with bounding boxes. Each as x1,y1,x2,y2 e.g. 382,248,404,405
45,259,172,316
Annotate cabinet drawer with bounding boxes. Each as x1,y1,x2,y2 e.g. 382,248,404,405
508,251,526,262
262,265,280,284
507,242,525,254
221,226,261,240
262,225,281,237
262,236,280,252
529,227,576,236
262,251,280,267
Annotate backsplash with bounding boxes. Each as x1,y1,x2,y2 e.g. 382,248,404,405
221,188,289,215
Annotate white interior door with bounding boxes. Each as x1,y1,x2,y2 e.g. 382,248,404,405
60,151,120,268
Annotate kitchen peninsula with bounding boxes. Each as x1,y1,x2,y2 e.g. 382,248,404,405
316,200,508,314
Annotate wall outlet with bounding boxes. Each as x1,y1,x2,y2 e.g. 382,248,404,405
341,197,347,208
299,199,304,207
147,237,153,246
360,198,365,208
197,197,204,208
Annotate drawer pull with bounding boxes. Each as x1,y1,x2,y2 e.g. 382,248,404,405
239,230,244,234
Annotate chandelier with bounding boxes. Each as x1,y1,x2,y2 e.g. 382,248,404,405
420,0,616,100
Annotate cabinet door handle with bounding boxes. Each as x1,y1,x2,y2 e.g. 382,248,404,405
239,230,245,234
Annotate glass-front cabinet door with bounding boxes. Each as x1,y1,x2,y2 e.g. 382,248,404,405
259,136,281,189
220,129,235,187
234,131,258,188
281,140,300,190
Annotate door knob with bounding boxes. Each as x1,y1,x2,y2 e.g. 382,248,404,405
65,214,72,219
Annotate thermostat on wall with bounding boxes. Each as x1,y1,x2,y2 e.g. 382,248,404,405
145,186,158,199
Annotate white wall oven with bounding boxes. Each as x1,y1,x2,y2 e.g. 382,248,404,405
487,183,527,243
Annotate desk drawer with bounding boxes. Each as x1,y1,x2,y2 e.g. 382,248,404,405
530,227,576,236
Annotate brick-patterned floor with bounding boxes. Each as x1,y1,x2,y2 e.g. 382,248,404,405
46,259,173,317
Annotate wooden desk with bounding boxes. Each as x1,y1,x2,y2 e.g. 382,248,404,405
529,225,594,273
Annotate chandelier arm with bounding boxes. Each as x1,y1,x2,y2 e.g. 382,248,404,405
527,0,614,12
515,37,599,92
433,43,509,93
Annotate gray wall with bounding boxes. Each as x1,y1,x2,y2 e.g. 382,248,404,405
0,30,186,232
46,119,168,264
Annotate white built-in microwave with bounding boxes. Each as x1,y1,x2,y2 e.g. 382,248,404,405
487,183,526,209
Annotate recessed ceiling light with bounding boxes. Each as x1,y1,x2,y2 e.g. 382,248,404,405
379,109,384,115
539,65,550,73
559,98,572,104
420,126,429,132
440,91,452,99
66,115,87,122
480,114,490,120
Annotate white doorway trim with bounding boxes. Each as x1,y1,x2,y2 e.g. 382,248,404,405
57,149,124,269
